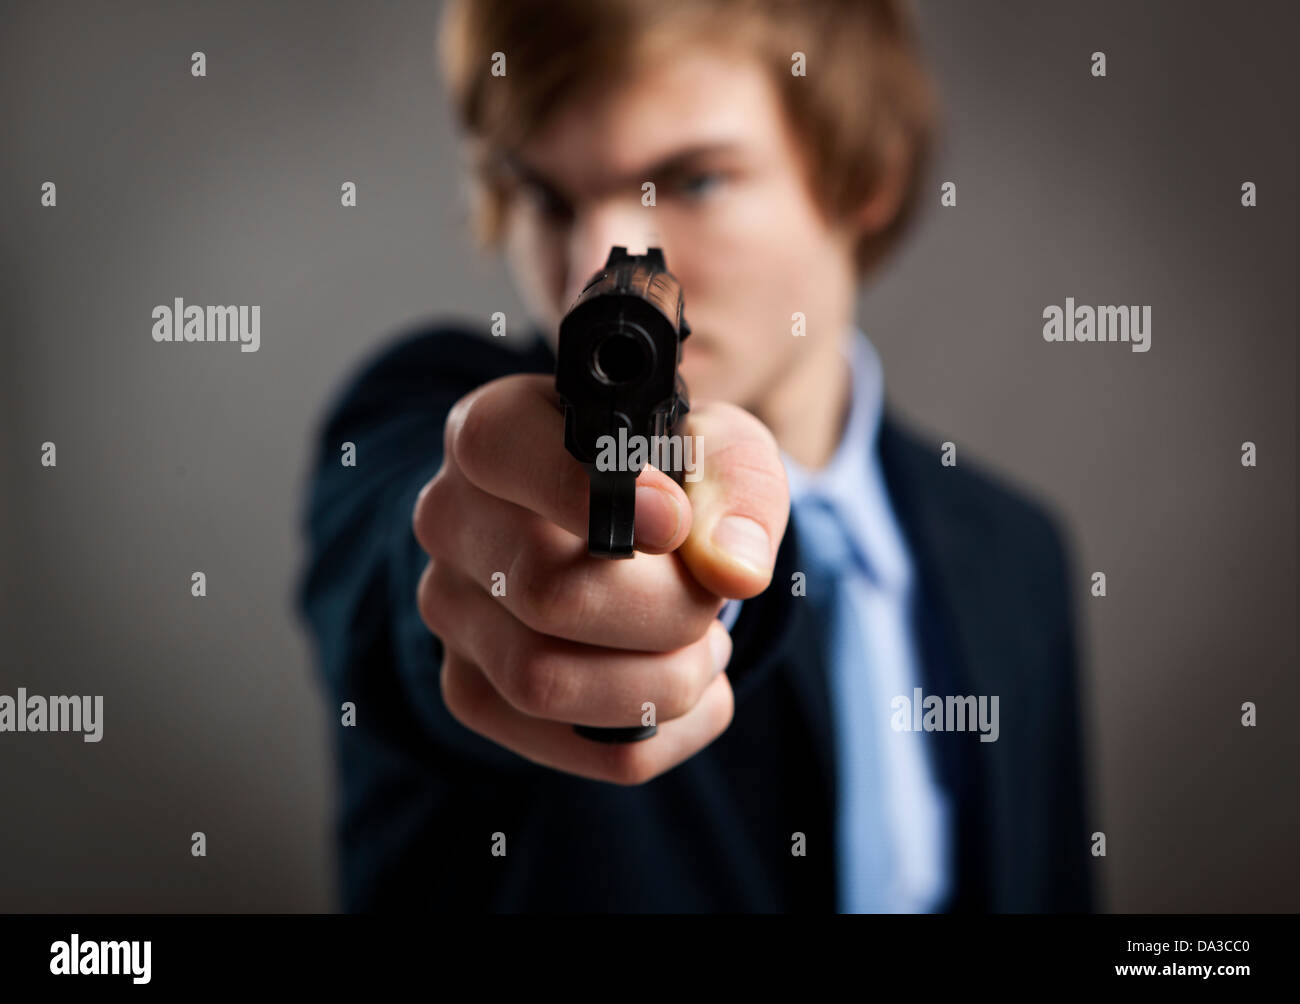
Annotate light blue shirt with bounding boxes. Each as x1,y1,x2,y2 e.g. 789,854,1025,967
720,327,952,912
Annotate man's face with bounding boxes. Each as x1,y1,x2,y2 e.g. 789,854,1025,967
494,42,863,411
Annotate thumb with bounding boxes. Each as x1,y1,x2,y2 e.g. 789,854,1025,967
676,401,790,599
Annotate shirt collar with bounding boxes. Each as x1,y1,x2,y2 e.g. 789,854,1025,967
780,327,912,591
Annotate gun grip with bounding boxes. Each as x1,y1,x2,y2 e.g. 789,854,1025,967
586,468,637,559
573,468,658,741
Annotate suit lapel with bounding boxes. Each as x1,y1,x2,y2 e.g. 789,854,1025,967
774,516,841,821
875,406,1016,910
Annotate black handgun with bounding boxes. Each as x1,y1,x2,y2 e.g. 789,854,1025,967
555,245,692,743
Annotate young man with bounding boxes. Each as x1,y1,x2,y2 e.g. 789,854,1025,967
297,0,1094,912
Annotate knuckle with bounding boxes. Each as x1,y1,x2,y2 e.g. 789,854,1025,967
733,401,782,456
510,547,562,630
604,744,660,787
716,443,788,499
512,546,595,638
412,471,451,556
416,560,443,636
656,656,701,720
446,387,492,485
708,679,736,735
439,653,478,724
417,560,459,643
504,645,567,718
560,562,597,638
694,400,780,461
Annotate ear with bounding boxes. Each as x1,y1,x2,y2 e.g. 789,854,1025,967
851,135,911,236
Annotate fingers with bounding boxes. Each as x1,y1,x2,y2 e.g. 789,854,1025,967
445,373,692,554
676,401,791,599
440,646,736,785
418,558,734,726
413,457,722,652
412,378,787,785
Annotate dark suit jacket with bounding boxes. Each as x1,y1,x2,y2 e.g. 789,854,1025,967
295,322,1097,913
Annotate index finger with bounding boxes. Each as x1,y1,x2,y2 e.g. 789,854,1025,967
445,373,692,554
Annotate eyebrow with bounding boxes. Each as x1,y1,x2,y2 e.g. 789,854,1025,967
499,141,745,204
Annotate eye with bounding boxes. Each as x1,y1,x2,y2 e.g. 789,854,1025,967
519,181,573,222
678,170,725,200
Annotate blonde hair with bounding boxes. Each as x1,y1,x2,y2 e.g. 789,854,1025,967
438,0,940,278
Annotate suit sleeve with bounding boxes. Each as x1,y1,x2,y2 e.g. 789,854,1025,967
294,331,548,776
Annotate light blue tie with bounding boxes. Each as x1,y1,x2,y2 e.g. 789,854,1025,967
794,492,895,913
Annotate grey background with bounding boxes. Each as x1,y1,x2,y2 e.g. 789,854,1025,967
1,0,1294,911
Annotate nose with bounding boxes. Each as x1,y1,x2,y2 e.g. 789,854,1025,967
562,198,668,306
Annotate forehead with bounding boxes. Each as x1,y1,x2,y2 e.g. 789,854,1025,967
514,45,785,193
